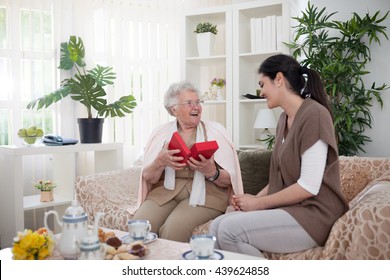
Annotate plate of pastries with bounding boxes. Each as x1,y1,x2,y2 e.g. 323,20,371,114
98,228,149,260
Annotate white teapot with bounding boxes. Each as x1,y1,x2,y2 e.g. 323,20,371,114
78,213,105,260
44,200,88,259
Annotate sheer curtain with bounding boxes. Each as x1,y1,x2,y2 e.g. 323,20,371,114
68,0,185,167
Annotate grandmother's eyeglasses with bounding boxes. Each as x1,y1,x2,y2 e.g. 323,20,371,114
172,100,204,107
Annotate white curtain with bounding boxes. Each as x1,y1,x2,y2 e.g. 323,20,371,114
68,0,184,167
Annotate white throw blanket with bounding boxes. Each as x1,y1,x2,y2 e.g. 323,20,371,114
164,121,206,206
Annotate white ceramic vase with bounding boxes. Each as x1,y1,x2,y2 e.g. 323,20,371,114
196,32,215,57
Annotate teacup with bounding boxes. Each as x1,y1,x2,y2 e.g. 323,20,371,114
190,234,216,259
127,219,151,241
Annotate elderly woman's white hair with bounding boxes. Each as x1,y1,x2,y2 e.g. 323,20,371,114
164,81,201,116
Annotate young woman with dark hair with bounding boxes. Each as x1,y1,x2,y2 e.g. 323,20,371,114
209,54,348,257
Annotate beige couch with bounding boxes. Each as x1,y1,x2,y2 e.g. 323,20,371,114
75,151,390,260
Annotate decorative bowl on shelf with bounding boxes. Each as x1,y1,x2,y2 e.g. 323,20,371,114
20,136,42,146
17,125,44,146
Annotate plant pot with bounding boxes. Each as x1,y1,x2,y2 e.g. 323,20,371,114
196,32,216,57
40,191,53,202
77,118,104,143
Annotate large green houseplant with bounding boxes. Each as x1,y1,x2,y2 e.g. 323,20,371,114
27,35,137,143
286,3,388,156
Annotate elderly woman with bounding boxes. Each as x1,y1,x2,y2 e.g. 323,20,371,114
133,81,243,242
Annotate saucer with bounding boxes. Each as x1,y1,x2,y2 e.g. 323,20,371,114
182,250,224,260
121,232,158,244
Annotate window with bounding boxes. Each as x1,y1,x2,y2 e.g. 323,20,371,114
0,1,56,145
69,0,183,166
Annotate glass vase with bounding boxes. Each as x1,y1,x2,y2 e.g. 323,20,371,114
216,86,224,100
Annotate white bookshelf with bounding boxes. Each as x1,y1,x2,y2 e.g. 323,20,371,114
23,194,71,211
233,0,289,149
0,143,123,248
183,0,289,149
182,6,233,137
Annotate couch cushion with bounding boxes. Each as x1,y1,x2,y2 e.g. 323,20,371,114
264,182,390,260
339,169,371,204
75,167,141,231
322,182,390,259
339,156,390,206
237,149,272,195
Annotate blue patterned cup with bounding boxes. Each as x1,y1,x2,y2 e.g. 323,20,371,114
127,219,151,240
190,234,216,259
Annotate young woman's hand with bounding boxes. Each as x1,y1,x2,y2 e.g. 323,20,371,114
231,194,264,212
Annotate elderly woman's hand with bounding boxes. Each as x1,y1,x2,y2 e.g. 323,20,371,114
187,154,216,177
153,142,187,170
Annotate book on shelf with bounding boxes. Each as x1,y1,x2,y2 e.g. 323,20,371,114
168,132,219,163
250,18,256,53
254,17,263,52
262,16,269,51
250,15,280,53
276,15,282,51
270,15,277,51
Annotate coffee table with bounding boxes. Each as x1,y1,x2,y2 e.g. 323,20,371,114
0,228,264,260
110,229,263,260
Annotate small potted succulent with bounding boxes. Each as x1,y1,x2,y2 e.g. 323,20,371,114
194,22,218,35
193,22,218,57
34,180,57,202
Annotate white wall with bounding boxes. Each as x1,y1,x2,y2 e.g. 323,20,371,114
308,0,390,157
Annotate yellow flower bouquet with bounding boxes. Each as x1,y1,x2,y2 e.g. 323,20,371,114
12,227,55,260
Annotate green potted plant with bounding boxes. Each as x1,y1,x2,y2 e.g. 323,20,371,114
285,3,389,156
27,35,137,143
34,179,57,202
193,22,218,57
194,22,218,35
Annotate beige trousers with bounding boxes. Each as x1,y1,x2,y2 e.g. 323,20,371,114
133,186,223,243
